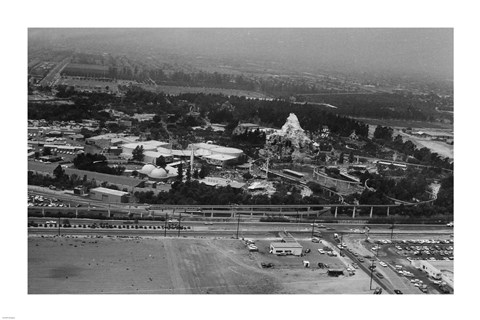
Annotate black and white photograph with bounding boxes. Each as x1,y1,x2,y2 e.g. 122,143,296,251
25,27,454,296
2,1,477,319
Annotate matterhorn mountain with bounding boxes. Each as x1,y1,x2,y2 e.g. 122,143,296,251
274,113,311,148
262,113,316,162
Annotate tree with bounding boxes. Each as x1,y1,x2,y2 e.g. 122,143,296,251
53,165,65,180
242,172,253,181
199,165,208,179
156,156,166,168
186,165,191,182
132,145,144,162
348,152,355,163
42,147,52,156
177,162,184,181
193,169,199,179
338,152,344,164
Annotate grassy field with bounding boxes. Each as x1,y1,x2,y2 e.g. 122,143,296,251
29,235,375,294
141,84,270,99
354,117,453,130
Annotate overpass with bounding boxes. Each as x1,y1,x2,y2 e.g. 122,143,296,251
29,200,427,220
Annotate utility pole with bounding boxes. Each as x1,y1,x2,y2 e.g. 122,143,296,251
370,243,380,290
177,210,182,237
369,258,375,290
390,221,395,240
311,219,316,238
164,212,168,237
236,213,241,239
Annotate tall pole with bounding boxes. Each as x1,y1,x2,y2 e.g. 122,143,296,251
57,215,60,236
177,210,182,237
311,219,316,238
369,258,375,290
391,221,395,240
164,212,168,237
370,243,380,290
236,213,240,239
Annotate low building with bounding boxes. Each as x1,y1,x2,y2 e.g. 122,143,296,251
204,153,238,167
143,151,174,164
198,177,245,189
269,242,303,256
121,140,169,159
89,187,130,203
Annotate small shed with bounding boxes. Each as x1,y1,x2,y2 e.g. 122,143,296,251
269,242,303,256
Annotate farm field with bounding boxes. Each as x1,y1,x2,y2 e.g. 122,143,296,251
29,235,375,294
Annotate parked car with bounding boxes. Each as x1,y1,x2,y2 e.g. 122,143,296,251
394,289,403,294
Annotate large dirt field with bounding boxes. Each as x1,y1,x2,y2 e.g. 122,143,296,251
29,235,375,294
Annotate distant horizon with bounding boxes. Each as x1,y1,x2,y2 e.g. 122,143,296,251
28,28,453,81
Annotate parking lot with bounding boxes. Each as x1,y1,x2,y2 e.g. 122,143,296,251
358,236,454,294
28,194,70,208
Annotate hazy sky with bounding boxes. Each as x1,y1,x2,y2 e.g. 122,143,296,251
29,28,453,80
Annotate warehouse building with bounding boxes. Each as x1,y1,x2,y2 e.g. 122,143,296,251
269,242,303,256
121,140,169,159
89,187,130,203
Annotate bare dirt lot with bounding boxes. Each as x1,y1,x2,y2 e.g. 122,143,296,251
29,235,375,294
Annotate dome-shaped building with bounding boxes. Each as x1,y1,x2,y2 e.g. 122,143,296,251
149,168,168,179
139,164,156,175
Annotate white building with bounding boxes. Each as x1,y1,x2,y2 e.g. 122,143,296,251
269,242,303,256
121,140,169,159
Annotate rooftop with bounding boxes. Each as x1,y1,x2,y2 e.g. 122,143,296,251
90,187,130,197
270,242,303,249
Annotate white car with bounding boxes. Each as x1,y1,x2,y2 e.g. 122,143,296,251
318,249,325,254
379,261,387,267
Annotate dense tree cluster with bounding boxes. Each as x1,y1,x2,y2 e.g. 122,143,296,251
434,175,453,213
373,126,394,141
28,170,97,191
232,129,266,145
73,153,125,175
302,93,444,121
134,181,336,206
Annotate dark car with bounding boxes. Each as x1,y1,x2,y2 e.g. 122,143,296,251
357,257,365,262
304,249,311,254
394,289,403,294
375,272,384,279
373,287,383,294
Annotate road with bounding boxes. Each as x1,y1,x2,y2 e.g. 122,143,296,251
28,217,454,234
